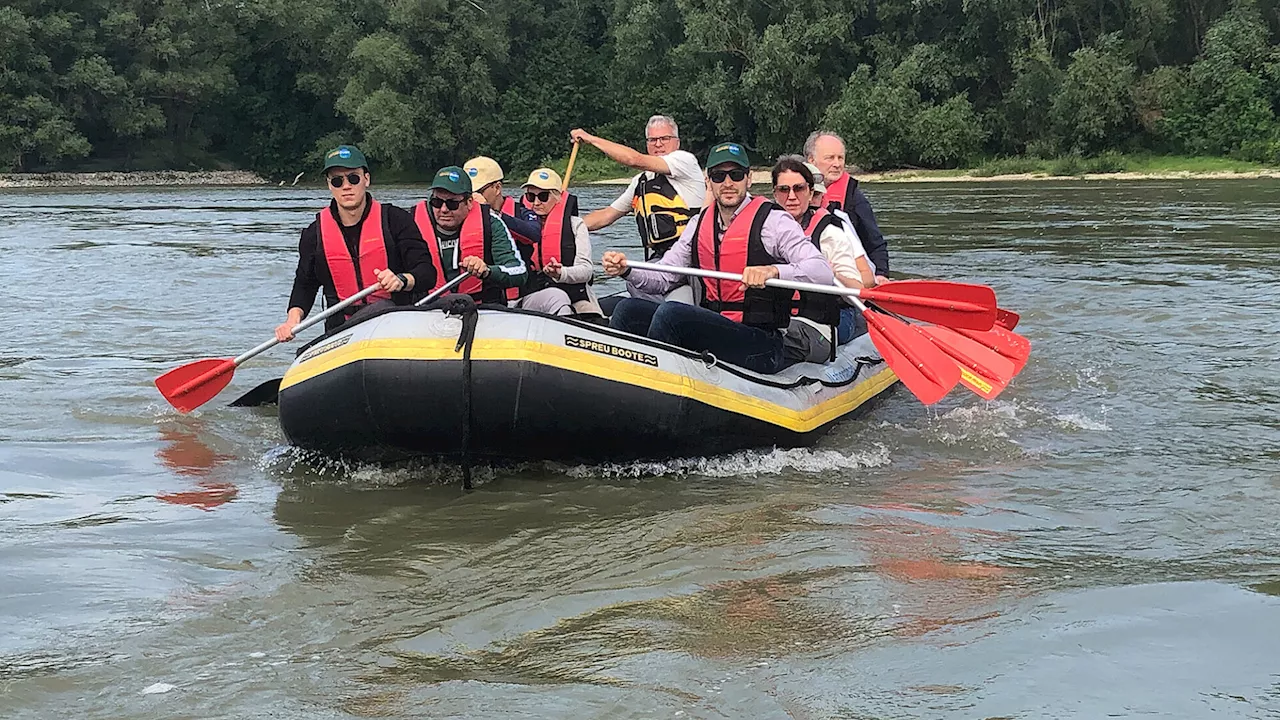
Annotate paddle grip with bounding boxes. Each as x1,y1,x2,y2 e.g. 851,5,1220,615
412,272,470,307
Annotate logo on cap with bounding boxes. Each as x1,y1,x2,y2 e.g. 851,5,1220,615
467,167,478,177
538,171,549,180
449,171,459,181
338,148,351,159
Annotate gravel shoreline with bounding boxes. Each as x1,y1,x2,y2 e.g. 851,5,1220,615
0,170,269,188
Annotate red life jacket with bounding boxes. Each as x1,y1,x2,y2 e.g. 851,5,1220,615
318,199,392,308
823,172,857,212
509,196,587,303
500,196,516,216
412,200,494,298
689,197,792,328
792,209,842,333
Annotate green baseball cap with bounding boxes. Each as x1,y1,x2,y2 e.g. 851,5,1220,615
706,142,750,170
323,145,367,170
430,165,472,195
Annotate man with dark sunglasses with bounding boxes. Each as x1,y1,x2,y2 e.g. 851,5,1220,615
276,145,437,341
409,166,526,303
512,168,601,318
602,143,836,375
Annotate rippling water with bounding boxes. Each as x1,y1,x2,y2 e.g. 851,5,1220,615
3,180,1280,718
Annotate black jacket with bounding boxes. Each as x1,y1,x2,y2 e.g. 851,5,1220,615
287,196,437,331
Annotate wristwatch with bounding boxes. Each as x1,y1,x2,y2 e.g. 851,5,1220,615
395,272,409,289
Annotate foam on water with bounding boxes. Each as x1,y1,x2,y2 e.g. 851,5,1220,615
565,445,892,479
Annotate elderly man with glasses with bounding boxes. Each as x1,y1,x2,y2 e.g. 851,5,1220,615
601,143,835,375
276,145,438,342
570,115,706,261
408,165,527,304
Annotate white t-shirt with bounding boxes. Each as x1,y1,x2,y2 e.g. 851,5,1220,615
608,149,707,213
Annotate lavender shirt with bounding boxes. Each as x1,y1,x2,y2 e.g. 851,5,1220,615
626,194,835,296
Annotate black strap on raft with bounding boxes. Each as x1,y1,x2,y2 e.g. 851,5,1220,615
425,293,481,491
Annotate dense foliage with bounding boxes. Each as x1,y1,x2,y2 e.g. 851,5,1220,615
3,0,1279,175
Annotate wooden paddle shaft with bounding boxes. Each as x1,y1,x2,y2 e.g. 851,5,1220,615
562,140,581,192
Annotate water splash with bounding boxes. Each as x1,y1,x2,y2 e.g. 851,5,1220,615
565,445,892,480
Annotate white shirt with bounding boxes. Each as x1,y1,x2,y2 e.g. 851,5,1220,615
608,149,707,213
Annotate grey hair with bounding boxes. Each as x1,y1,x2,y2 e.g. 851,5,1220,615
803,130,845,158
646,115,679,138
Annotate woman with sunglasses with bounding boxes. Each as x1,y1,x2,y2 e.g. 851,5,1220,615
276,145,438,342
510,168,602,318
772,157,875,349
602,142,836,375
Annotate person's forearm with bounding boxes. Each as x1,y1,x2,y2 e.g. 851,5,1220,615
558,256,594,285
582,133,644,168
585,206,624,231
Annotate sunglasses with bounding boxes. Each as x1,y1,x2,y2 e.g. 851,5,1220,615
709,168,748,184
328,172,363,188
524,190,553,203
773,183,809,196
429,196,465,211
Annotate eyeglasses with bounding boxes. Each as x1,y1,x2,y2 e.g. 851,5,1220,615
328,172,363,188
773,183,809,196
429,196,464,211
524,190,552,203
708,168,748,184
646,135,678,145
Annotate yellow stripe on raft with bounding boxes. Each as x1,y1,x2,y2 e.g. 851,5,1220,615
279,337,898,432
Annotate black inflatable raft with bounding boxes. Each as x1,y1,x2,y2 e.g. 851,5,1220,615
278,302,897,462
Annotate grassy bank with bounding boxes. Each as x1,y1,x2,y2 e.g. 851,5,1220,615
568,152,1279,185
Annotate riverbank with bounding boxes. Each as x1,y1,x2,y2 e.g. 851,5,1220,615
0,170,268,188
582,153,1280,185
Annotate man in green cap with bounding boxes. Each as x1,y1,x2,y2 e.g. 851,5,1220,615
276,145,437,341
600,142,836,374
407,165,526,303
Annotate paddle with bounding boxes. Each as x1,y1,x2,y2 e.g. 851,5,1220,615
156,282,385,413
224,273,471,409
622,262,960,404
562,139,580,191
996,307,1020,330
917,324,1015,400
626,261,998,331
953,324,1031,374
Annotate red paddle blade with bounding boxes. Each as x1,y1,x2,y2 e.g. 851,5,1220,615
864,310,960,405
919,325,1014,400
861,280,997,331
155,358,236,413
996,308,1020,330
954,326,1031,374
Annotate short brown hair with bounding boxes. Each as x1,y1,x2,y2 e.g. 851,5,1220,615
771,155,813,187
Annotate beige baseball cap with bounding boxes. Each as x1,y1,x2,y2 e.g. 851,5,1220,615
464,156,504,189
523,167,562,191
804,162,827,194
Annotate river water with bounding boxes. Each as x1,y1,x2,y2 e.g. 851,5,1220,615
2,180,1279,718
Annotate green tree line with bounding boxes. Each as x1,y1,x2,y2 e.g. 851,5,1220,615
3,0,1279,176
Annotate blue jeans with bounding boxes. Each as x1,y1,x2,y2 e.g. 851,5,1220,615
837,306,866,345
610,299,786,374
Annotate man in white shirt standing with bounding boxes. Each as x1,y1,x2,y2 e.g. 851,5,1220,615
570,116,707,261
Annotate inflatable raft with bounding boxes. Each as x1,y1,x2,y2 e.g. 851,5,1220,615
278,300,898,463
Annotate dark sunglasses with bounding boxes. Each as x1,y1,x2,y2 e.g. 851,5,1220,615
709,168,748,184
524,190,552,203
429,196,465,211
328,172,363,188
774,183,809,196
